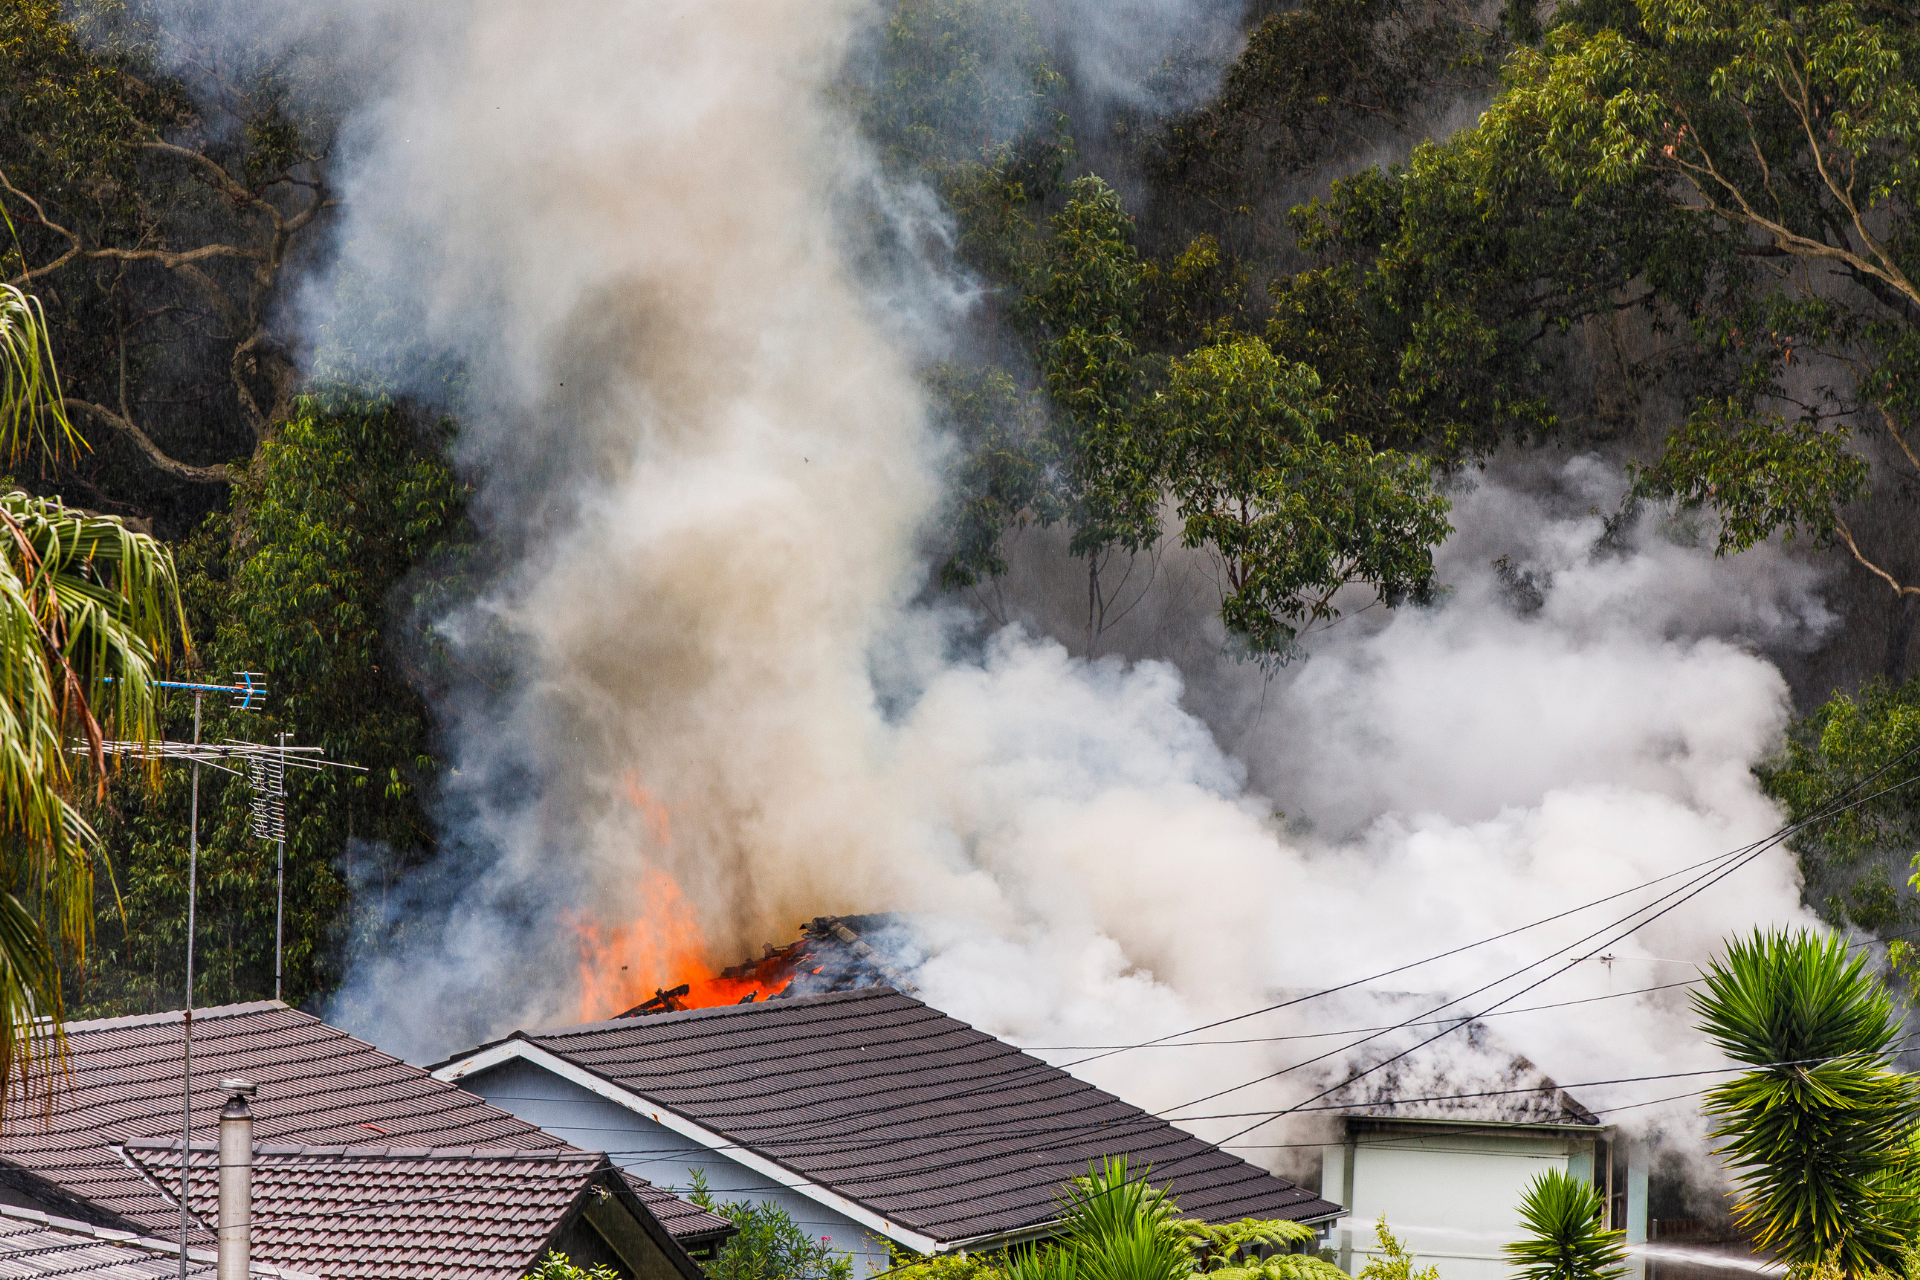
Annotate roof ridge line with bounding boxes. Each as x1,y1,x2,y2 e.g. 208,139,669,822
532,986,910,1037
63,1000,296,1032
120,1139,605,1161
0,1193,320,1279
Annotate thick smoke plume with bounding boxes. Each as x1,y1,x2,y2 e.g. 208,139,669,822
171,0,1829,1187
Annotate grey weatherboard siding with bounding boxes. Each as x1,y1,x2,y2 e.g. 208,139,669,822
433,987,1343,1264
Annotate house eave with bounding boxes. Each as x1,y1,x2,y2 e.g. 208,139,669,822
1340,1114,1610,1136
431,1037,945,1255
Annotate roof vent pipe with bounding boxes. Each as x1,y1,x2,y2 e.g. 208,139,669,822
218,1078,257,1280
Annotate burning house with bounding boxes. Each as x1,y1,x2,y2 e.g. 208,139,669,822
432,986,1345,1275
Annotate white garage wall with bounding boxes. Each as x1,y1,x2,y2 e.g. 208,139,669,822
1326,1128,1598,1280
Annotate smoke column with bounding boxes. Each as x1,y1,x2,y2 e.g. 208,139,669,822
207,0,1834,1188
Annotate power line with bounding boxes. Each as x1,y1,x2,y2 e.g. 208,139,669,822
1161,753,1920,1141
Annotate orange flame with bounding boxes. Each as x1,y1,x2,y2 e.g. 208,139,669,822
573,777,797,1020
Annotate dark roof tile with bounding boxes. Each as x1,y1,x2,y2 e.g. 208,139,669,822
122,1144,702,1280
0,1201,312,1280
506,988,1342,1243
0,1002,727,1258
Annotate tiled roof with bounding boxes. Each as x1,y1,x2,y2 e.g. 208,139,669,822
0,1001,728,1259
621,1177,734,1244
1322,1022,1602,1127
0,1202,314,1280
121,1143,701,1280
0,1002,559,1241
478,988,1344,1244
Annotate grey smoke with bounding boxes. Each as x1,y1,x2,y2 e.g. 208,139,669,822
130,0,1829,1194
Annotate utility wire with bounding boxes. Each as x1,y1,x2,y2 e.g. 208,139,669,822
1160,753,1920,1138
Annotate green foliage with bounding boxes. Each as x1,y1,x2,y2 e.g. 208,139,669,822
0,0,343,513
1758,677,1920,931
1025,177,1162,561
1157,334,1449,658
1145,0,1503,257
685,1173,855,1280
1360,0,1920,586
0,483,179,1110
931,363,1059,589
888,1244,1007,1280
1502,1170,1627,1280
1636,404,1870,555
860,0,1062,174
999,1159,1335,1280
524,1253,621,1280
1182,1217,1342,1280
1006,1158,1191,1280
940,175,1453,660
1692,929,1920,1272
0,283,78,464
73,390,469,1013
1356,1219,1438,1280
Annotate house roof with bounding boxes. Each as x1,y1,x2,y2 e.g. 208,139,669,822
118,1142,725,1280
0,1201,315,1280
1321,1020,1602,1128
0,1001,727,1256
436,987,1344,1247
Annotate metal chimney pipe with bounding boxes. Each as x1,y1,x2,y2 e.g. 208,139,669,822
218,1079,257,1280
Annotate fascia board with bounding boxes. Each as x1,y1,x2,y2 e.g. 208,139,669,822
434,1039,944,1255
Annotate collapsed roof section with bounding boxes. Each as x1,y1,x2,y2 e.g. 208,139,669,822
617,915,917,1017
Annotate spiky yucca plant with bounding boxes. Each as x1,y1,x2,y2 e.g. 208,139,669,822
1503,1170,1626,1280
1693,929,1920,1273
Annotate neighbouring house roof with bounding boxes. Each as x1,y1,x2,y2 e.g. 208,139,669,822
0,1201,315,1280
433,987,1345,1251
119,1142,727,1280
1319,1020,1602,1129
0,1001,730,1268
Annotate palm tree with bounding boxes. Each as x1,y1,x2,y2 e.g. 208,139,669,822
0,280,179,1114
1693,928,1920,1273
1503,1170,1626,1280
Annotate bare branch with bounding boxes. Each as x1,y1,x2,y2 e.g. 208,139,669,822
0,167,82,285
1835,518,1920,598
84,243,260,269
1664,113,1920,312
1878,405,1920,477
61,399,229,484
140,141,275,224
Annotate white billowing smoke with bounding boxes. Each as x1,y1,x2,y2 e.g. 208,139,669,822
232,0,1828,1179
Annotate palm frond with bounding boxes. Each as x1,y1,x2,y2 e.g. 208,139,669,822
0,487,181,1121
0,284,81,464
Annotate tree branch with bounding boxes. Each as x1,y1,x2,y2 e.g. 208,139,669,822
0,167,81,285
1835,518,1920,599
1878,405,1920,477
61,399,229,484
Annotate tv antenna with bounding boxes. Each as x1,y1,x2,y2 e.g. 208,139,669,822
85,673,362,1275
